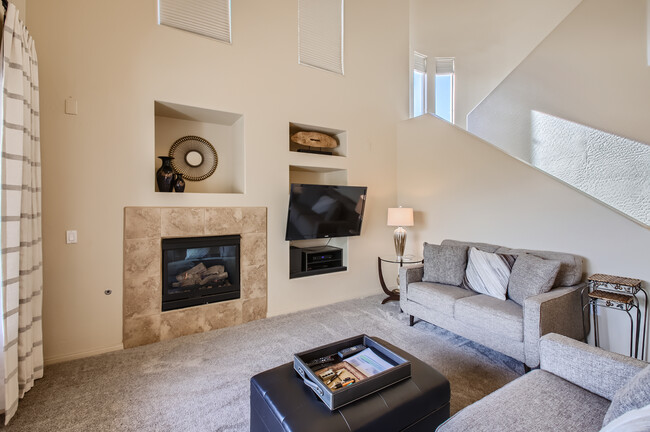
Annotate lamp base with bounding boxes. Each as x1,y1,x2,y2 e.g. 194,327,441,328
393,226,407,260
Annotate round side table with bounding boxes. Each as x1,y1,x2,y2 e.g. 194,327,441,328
378,256,423,304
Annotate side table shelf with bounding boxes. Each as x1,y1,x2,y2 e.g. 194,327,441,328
583,273,647,359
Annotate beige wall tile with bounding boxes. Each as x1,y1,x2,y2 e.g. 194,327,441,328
199,300,243,330
243,297,267,323
124,207,161,239
123,206,267,348
161,208,205,237
160,300,244,341
205,207,243,235
124,238,161,281
160,308,203,341
242,207,267,234
123,315,161,348
123,276,161,319
240,233,267,267
241,263,267,300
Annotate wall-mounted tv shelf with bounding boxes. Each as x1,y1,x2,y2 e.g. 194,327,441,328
289,245,346,279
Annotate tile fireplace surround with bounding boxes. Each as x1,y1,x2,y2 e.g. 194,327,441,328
123,207,267,348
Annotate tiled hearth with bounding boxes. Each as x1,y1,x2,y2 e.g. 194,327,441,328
123,207,267,348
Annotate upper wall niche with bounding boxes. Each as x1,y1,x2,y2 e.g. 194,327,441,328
289,122,347,157
154,101,245,194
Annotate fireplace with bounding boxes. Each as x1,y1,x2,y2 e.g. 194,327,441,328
162,235,240,311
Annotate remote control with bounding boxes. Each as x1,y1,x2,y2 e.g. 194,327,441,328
306,355,337,368
338,344,366,359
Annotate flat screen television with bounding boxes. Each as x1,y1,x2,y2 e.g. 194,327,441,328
285,184,368,241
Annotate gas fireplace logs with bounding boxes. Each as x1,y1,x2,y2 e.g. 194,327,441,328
172,263,229,288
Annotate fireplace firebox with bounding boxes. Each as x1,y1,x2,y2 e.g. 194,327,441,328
161,235,240,312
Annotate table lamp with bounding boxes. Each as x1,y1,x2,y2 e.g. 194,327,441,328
387,207,414,260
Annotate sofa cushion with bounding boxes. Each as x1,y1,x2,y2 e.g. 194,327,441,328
495,247,582,287
507,253,561,306
461,247,516,300
436,370,610,432
454,295,524,341
441,239,500,253
600,403,650,432
407,281,476,314
603,365,650,426
422,243,468,286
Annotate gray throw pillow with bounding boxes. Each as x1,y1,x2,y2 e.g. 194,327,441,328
422,242,468,286
462,247,516,300
507,253,561,306
603,366,650,426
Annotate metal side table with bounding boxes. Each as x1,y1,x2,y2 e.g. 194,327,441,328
583,273,647,359
377,256,423,304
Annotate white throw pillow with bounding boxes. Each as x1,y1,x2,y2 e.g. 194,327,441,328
599,403,650,432
462,247,516,300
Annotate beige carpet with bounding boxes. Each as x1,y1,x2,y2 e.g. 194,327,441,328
2,295,522,431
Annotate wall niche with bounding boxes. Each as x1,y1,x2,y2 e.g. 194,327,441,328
154,101,245,194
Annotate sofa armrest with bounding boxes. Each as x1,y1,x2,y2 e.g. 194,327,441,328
540,333,646,400
399,264,424,294
523,284,586,367
399,264,424,311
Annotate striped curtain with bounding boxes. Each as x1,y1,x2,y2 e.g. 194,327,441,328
0,3,43,424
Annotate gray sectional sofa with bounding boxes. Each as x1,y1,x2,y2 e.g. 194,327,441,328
438,333,650,431
399,239,587,368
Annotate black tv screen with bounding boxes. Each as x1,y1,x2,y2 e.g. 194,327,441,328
285,184,367,240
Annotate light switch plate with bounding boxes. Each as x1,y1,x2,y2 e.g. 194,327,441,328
66,230,77,244
65,98,78,115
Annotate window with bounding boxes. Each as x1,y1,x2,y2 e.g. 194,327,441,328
299,0,344,75
434,58,455,123
158,0,232,43
412,52,427,117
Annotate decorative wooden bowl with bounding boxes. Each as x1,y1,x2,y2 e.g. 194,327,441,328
291,131,338,149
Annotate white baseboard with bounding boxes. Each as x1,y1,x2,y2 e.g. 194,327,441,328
44,343,124,365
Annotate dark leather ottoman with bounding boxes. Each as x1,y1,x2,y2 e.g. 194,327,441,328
250,338,450,432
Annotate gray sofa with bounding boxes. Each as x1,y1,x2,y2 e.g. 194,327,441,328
399,239,586,368
438,333,649,431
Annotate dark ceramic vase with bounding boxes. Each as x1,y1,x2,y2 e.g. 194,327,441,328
173,172,186,193
156,156,175,192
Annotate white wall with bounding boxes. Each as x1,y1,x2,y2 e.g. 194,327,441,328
467,0,650,228
29,0,409,363
409,0,581,128
468,0,650,157
397,115,650,359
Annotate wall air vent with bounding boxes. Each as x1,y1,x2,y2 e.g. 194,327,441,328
299,0,344,75
158,0,231,43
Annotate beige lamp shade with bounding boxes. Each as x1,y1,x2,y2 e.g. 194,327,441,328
387,207,414,227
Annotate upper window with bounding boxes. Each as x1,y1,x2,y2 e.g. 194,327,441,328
412,52,427,117
434,58,455,123
299,0,344,75
158,0,232,43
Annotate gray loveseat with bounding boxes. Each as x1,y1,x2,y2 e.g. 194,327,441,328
438,333,649,431
400,239,586,368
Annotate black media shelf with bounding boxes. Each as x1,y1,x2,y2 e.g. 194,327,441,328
290,265,347,279
290,245,345,279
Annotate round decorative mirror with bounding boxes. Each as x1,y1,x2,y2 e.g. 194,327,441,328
169,136,218,181
185,150,203,167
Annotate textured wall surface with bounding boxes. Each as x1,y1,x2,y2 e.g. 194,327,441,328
467,0,650,227
531,112,650,226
